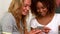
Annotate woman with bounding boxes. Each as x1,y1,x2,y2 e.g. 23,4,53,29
30,0,60,34
0,0,30,34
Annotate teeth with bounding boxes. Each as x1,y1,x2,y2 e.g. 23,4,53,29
25,10,27,12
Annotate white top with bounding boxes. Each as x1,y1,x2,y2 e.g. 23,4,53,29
30,13,60,34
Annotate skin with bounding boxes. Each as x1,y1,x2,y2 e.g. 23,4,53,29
22,0,31,15
29,29,43,34
21,0,51,34
36,1,54,25
22,0,43,34
36,2,48,17
31,1,54,34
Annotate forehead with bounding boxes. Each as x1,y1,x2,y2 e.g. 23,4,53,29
37,2,44,7
24,0,31,5
24,0,31,3
37,2,47,8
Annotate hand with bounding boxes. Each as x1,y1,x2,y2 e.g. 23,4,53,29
29,29,43,34
42,27,51,34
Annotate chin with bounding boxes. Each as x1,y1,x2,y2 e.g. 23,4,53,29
22,13,28,16
42,13,47,16
23,14,27,16
22,12,29,16
41,14,46,17
42,15,46,17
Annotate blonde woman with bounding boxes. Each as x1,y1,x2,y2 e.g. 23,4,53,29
0,0,31,34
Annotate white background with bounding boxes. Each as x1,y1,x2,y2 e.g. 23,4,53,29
0,0,12,20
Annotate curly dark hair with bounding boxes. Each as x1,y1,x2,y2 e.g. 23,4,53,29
31,0,56,16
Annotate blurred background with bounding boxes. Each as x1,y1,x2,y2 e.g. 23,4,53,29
0,0,12,21
56,0,60,13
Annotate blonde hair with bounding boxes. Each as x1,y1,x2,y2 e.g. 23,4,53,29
8,0,27,34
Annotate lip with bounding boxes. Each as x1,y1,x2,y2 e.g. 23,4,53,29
22,10,28,15
40,12,46,16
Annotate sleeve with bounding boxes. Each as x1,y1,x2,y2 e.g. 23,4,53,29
57,14,60,25
0,13,14,34
58,19,60,25
30,18,37,28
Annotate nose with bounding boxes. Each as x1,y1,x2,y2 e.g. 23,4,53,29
23,5,30,12
26,6,30,11
24,6,30,12
40,9,43,12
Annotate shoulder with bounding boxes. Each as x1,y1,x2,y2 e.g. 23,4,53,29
55,13,60,18
54,13,60,21
30,18,38,28
0,12,16,24
55,13,60,25
30,17,37,26
55,13,60,16
4,12,14,19
30,18,36,23
2,12,15,20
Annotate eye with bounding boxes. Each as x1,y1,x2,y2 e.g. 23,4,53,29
24,5,27,7
41,7,45,9
37,7,39,9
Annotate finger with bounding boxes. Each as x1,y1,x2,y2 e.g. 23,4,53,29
43,29,50,33
35,32,42,34
44,27,51,30
37,31,43,34
34,30,42,34
31,29,36,32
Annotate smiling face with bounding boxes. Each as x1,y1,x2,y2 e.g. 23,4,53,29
31,0,55,17
22,0,31,16
36,2,48,16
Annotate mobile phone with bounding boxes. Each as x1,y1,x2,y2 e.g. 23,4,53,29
36,26,44,30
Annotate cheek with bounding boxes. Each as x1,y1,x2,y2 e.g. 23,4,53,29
21,10,28,15
22,10,25,14
21,8,25,15
22,11,26,15
23,7,25,10
44,8,48,13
